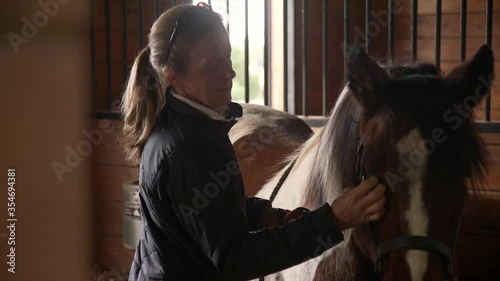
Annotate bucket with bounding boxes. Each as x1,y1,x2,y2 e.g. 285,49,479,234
122,180,141,250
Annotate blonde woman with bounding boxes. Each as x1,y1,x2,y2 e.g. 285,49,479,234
121,3,385,280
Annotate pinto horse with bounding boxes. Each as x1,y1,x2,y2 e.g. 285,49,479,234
229,45,494,280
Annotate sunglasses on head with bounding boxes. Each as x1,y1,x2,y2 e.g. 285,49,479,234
165,2,213,62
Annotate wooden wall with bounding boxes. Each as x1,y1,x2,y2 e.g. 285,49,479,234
457,134,500,280
91,119,138,272
395,0,500,120
293,0,393,115
294,0,500,119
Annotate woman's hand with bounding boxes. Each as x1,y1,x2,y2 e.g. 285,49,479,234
330,176,386,231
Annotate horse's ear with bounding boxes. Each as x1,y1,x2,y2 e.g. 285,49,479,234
445,44,494,110
347,45,389,115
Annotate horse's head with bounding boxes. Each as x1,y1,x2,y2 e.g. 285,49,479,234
346,45,494,280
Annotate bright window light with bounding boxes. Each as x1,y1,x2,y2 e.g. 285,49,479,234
210,0,265,104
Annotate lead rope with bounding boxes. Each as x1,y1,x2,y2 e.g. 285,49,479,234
258,157,298,281
447,198,466,281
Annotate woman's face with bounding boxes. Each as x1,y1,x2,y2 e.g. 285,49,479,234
175,25,236,109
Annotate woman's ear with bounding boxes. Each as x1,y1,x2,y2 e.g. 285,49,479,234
162,67,183,88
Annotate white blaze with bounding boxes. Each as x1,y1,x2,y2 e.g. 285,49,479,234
396,128,430,281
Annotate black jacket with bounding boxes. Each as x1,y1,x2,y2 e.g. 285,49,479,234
128,91,344,281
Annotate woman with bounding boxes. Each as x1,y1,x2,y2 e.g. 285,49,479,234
121,3,385,281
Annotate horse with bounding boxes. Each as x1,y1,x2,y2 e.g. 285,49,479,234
229,45,494,280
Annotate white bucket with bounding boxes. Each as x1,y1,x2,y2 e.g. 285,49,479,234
122,180,140,250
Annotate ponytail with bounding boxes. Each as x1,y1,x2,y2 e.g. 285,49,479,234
120,47,166,166
120,4,224,166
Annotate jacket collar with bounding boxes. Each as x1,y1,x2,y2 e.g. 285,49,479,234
171,91,233,122
162,88,243,134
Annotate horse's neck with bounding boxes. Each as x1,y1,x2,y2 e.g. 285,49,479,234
258,126,347,211
258,131,324,210
259,89,354,210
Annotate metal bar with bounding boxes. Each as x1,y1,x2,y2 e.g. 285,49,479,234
122,0,128,91
486,0,493,47
90,0,96,112
322,0,328,115
475,122,500,134
226,0,230,33
299,120,500,134
264,0,269,106
138,0,143,49
302,0,308,116
411,0,417,61
344,0,349,80
459,0,466,62
208,0,212,7
245,0,250,103
93,112,122,120
435,0,441,69
485,0,493,121
154,0,159,20
388,0,394,64
105,0,112,109
365,0,371,54
283,0,288,112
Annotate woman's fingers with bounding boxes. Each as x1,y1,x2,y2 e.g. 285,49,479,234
330,177,387,231
350,176,379,198
359,183,386,209
367,212,385,221
364,193,386,217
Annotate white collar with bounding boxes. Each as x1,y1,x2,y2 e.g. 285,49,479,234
171,91,233,122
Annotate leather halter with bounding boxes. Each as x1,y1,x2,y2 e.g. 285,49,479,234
269,157,298,204
355,139,463,280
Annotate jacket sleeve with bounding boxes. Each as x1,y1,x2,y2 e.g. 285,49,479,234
245,197,271,229
162,149,344,281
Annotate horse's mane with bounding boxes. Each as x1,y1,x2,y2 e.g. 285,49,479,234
295,86,361,208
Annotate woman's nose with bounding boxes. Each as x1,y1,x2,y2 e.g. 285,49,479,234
227,68,236,79
225,64,236,80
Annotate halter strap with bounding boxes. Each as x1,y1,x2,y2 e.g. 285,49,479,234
259,159,297,281
269,157,297,204
375,236,452,272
